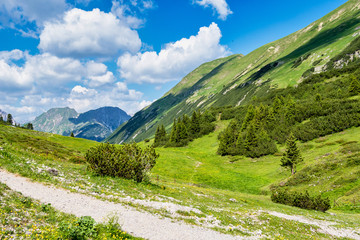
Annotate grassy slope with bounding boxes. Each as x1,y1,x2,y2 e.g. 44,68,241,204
1,123,359,239
108,0,360,144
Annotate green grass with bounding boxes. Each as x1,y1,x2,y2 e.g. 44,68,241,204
1,122,360,239
0,182,139,240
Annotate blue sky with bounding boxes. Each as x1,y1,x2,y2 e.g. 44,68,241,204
0,0,347,123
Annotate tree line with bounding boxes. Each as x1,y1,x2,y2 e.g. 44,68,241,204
153,110,216,147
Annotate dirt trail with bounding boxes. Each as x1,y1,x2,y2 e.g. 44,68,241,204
267,211,360,240
0,169,256,240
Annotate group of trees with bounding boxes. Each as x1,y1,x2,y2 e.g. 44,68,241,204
218,71,360,159
0,113,13,125
154,110,216,147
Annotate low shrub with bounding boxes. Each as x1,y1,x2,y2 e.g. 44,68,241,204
271,188,330,212
60,216,97,240
86,143,158,182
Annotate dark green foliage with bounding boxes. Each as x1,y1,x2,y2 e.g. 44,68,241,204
281,133,303,175
349,75,360,95
218,104,277,157
312,59,323,66
218,64,360,157
85,143,158,182
0,116,3,122
7,114,13,125
25,123,34,130
165,110,216,148
271,189,330,212
70,132,75,137
153,125,167,147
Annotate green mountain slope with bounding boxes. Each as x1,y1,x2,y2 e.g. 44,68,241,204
108,0,360,144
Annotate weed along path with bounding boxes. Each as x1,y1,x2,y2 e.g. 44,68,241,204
0,169,257,240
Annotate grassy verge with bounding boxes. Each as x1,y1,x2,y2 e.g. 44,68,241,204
0,182,140,239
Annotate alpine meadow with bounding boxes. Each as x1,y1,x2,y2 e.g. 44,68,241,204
1,0,360,239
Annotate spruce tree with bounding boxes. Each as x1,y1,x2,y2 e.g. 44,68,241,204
154,125,167,147
241,105,255,131
70,132,75,137
0,116,3,122
281,133,303,175
7,114,13,125
189,111,200,137
169,119,178,143
349,75,360,96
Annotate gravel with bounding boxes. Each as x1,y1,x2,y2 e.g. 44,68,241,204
0,169,257,240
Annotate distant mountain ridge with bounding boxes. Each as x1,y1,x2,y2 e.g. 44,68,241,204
32,107,131,142
107,0,360,144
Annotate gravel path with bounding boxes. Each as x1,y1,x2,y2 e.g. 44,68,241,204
0,169,256,240
267,211,360,240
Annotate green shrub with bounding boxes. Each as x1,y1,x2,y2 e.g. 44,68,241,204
60,216,97,240
271,189,330,212
86,143,158,182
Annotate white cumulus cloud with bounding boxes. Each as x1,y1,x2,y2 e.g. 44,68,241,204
117,22,230,84
194,0,232,20
39,8,142,58
0,0,67,28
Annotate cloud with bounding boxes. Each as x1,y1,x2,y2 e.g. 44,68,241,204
39,8,142,58
194,0,232,20
0,0,67,27
117,22,230,84
0,51,116,95
0,49,26,62
67,84,149,115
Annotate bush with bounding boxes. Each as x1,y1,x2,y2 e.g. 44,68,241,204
86,143,158,182
271,189,330,212
60,216,97,240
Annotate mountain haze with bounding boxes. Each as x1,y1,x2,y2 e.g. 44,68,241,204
107,0,360,144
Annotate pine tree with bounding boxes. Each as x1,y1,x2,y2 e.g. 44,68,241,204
272,96,282,114
0,116,3,122
241,105,255,131
7,114,13,125
154,125,167,147
169,119,178,143
189,111,200,137
70,132,75,137
281,133,303,175
349,75,360,96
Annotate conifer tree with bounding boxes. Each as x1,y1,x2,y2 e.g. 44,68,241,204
70,132,75,137
241,105,255,131
189,111,200,136
7,114,13,125
169,119,178,143
281,133,303,175
349,75,360,96
154,125,167,147
0,116,3,122
272,96,282,114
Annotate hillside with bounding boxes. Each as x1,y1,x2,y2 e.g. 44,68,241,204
33,106,131,142
0,119,359,239
107,0,360,144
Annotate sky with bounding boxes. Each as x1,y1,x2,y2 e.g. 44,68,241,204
0,0,347,123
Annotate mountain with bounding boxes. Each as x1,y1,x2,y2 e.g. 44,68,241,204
33,107,131,142
0,109,7,121
32,107,78,135
107,0,360,144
